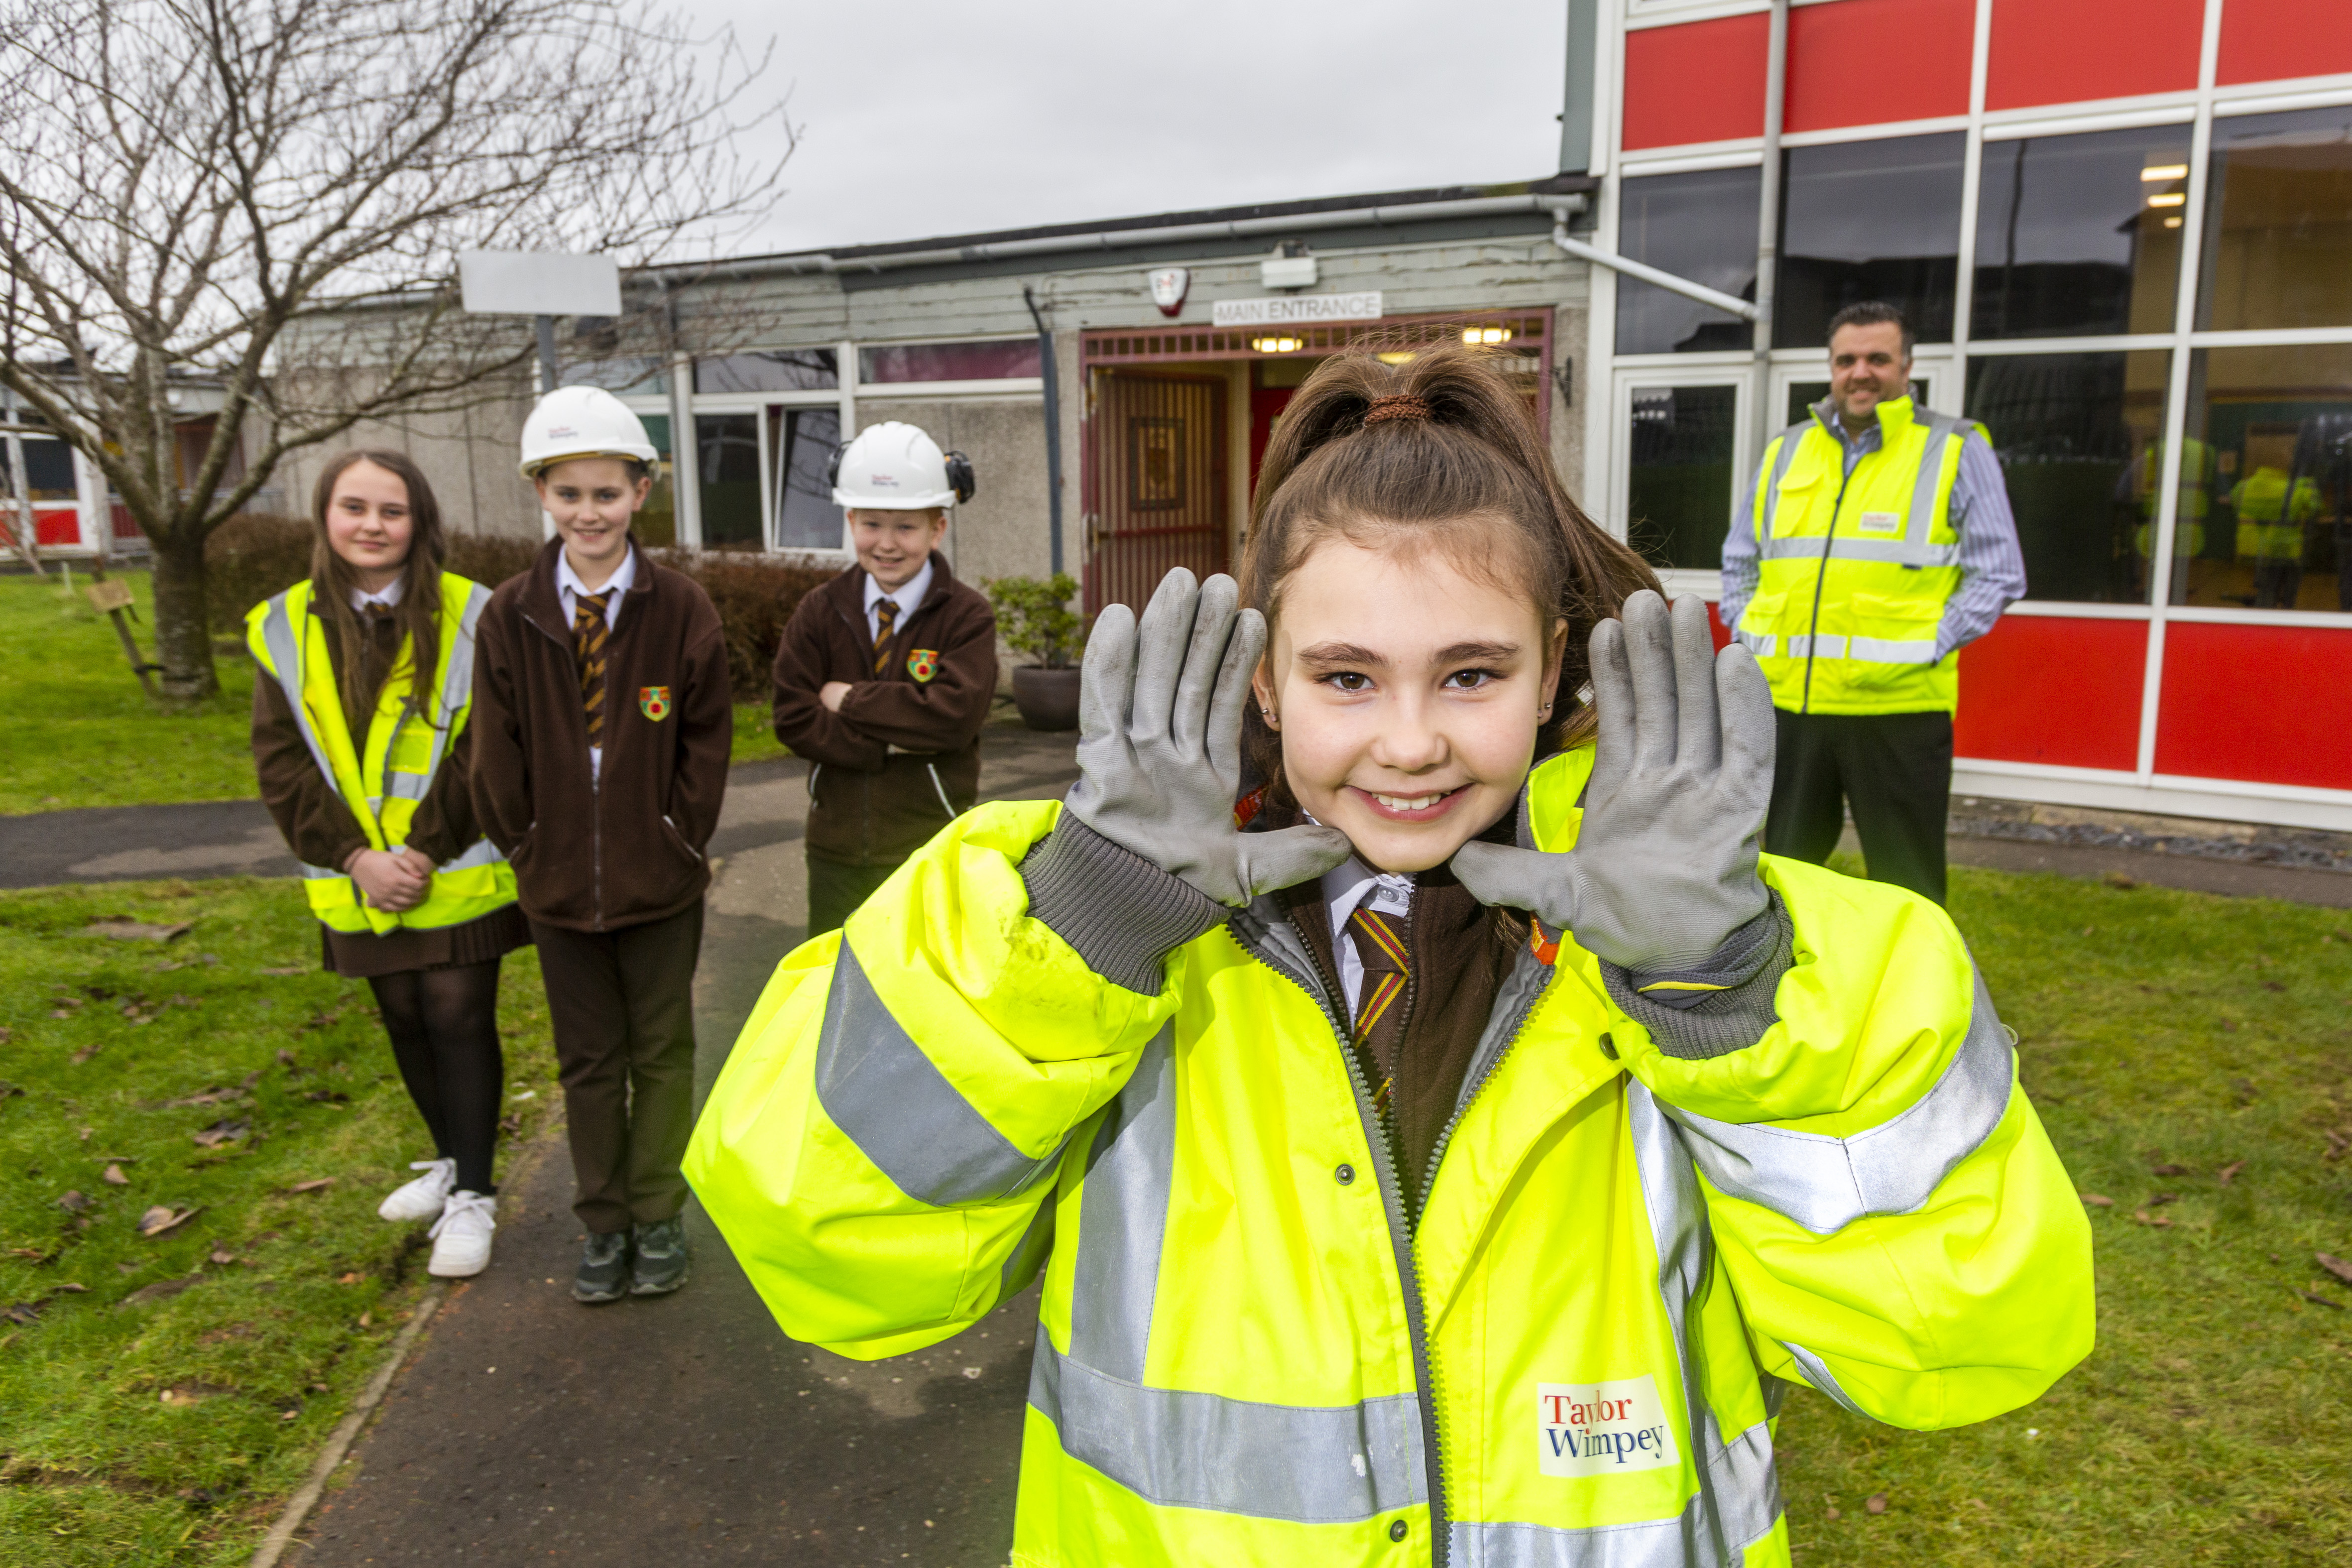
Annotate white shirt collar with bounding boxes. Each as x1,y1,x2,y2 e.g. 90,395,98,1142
1320,855,1414,942
556,544,637,603
863,557,934,618
350,576,405,611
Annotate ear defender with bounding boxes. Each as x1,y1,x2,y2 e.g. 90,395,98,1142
944,451,976,505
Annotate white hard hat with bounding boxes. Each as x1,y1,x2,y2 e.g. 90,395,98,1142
519,385,659,479
829,420,974,510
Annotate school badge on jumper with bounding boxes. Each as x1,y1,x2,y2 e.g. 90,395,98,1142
906,649,940,683
638,686,672,721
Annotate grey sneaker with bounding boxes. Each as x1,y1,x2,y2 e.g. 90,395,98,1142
573,1231,630,1305
629,1217,690,1297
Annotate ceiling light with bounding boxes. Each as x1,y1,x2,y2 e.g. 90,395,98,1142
1251,335,1304,355
2146,192,2186,208
2140,164,2189,181
1462,326,1514,346
2164,216,2183,229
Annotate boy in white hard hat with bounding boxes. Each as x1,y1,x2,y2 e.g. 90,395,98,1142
771,420,999,935
469,385,732,1305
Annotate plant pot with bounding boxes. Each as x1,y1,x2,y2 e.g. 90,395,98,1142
1011,665,1082,731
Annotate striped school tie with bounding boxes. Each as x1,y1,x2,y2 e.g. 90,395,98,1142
573,590,613,743
872,598,898,675
1346,906,1410,1115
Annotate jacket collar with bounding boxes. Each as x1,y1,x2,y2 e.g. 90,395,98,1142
522,536,650,631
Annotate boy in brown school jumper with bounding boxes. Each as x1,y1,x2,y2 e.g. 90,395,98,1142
772,421,998,935
469,386,731,1305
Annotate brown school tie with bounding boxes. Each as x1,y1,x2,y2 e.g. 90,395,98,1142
573,590,613,743
872,598,899,675
1346,906,1410,1117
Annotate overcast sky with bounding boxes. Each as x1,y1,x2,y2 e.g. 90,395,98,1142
690,0,1571,257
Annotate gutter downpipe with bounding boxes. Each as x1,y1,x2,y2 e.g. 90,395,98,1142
1022,285,1065,578
1755,0,1790,436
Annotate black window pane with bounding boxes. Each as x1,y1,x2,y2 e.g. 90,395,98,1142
0,438,77,500
1972,126,2190,340
2196,106,2352,331
696,413,763,548
2174,344,2352,612
1627,385,1738,570
695,348,840,394
1776,132,1965,348
1963,352,2168,605
775,409,842,550
1615,167,1760,355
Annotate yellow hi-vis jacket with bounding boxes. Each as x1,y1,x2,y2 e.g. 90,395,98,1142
2228,467,2322,563
1734,397,1983,717
2130,439,2215,561
689,748,2094,1568
245,575,515,935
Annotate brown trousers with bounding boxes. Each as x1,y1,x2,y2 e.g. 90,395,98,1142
529,902,704,1233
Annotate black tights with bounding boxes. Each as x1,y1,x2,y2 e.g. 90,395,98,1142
369,960,505,1194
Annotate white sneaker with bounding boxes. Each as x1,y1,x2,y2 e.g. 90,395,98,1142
427,1191,496,1278
379,1158,457,1223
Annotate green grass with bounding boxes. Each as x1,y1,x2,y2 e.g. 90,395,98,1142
1776,858,2352,1565
0,878,559,1566
0,570,786,814
0,572,257,814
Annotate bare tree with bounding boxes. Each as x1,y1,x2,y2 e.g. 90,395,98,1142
0,0,793,700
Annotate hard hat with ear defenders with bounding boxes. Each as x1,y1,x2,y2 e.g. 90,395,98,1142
827,420,975,509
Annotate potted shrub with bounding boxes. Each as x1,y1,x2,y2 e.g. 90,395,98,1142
986,572,1086,731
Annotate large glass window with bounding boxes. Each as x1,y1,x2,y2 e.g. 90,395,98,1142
1964,352,2169,605
2197,106,2352,332
695,413,763,548
1615,166,1760,355
768,407,841,550
2172,344,2352,612
633,413,677,548
696,349,839,394
1776,132,1966,348
1626,384,1739,570
1973,126,2192,340
0,436,77,501
858,340,1041,383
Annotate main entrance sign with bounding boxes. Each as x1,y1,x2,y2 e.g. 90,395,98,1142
1211,291,1383,328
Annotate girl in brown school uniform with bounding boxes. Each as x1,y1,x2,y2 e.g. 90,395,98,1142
248,451,527,1279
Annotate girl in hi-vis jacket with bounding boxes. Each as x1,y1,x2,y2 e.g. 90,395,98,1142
250,451,524,1280
690,347,2094,1568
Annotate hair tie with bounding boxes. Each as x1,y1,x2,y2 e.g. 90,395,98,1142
1362,394,1432,427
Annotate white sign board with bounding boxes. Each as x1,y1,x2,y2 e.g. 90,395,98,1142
1212,291,1382,329
458,250,622,317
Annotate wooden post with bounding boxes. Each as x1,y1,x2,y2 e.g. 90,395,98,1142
84,576,161,701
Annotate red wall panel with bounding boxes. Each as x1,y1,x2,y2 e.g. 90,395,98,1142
1986,0,2202,111
2155,622,2352,790
33,506,79,547
1955,615,2146,770
1785,0,1974,132
2219,0,2352,86
1622,13,1768,150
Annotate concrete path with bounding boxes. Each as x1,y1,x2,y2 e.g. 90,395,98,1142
293,724,1081,1567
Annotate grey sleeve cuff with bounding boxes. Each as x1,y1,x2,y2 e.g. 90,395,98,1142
1599,893,1794,1061
1019,816,1226,996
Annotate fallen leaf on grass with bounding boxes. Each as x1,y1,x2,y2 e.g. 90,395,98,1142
2148,1192,2181,1206
208,1248,239,1266
159,1086,244,1109
2151,1162,2191,1177
69,1044,101,1065
191,1119,249,1148
158,1384,222,1407
137,1205,201,1237
257,966,305,975
2298,1290,2345,1310
55,1190,91,1213
2080,1193,2116,1207
118,1276,201,1309
83,919,192,943
2318,1254,2352,1287
1865,1493,1889,1515
2102,870,2136,889
2218,1159,2246,1185
336,1272,362,1285
283,1178,334,1195
102,1164,128,1186
2132,1210,2176,1228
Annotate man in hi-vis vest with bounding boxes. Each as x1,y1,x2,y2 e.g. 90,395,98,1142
1719,302,2024,905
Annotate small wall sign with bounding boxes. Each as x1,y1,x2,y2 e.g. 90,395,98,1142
1211,291,1384,328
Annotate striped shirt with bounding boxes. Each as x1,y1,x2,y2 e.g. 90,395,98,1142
1719,401,2026,661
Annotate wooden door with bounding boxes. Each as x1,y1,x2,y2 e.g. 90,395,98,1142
1085,371,1228,614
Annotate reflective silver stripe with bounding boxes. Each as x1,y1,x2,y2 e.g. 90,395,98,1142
1732,628,1775,658
258,594,337,786
1445,1421,1779,1566
438,837,506,871
298,861,344,880
1661,969,2016,1236
1778,1341,1868,1419
1904,413,1969,551
388,581,492,805
1757,534,1961,568
1845,636,1939,665
812,942,1068,1206
1785,634,1845,659
1029,1342,1427,1524
383,773,432,801
1068,1026,1176,1381
1755,424,1808,540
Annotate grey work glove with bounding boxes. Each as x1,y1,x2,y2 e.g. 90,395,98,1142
1065,568,1351,907
1450,590,1774,972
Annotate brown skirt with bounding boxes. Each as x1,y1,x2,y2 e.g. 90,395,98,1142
320,901,532,980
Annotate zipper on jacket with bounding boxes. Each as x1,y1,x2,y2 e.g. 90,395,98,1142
1234,916,1451,1567
1798,433,1861,716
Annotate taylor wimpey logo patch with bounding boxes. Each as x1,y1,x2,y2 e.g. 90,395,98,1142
1857,510,1902,536
1537,1377,1679,1478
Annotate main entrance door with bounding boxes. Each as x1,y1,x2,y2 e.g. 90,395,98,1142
1084,370,1229,614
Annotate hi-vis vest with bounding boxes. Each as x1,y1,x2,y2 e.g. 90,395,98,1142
2228,467,2321,563
690,748,2093,1568
2130,439,2214,561
245,576,515,935
1735,398,1980,716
